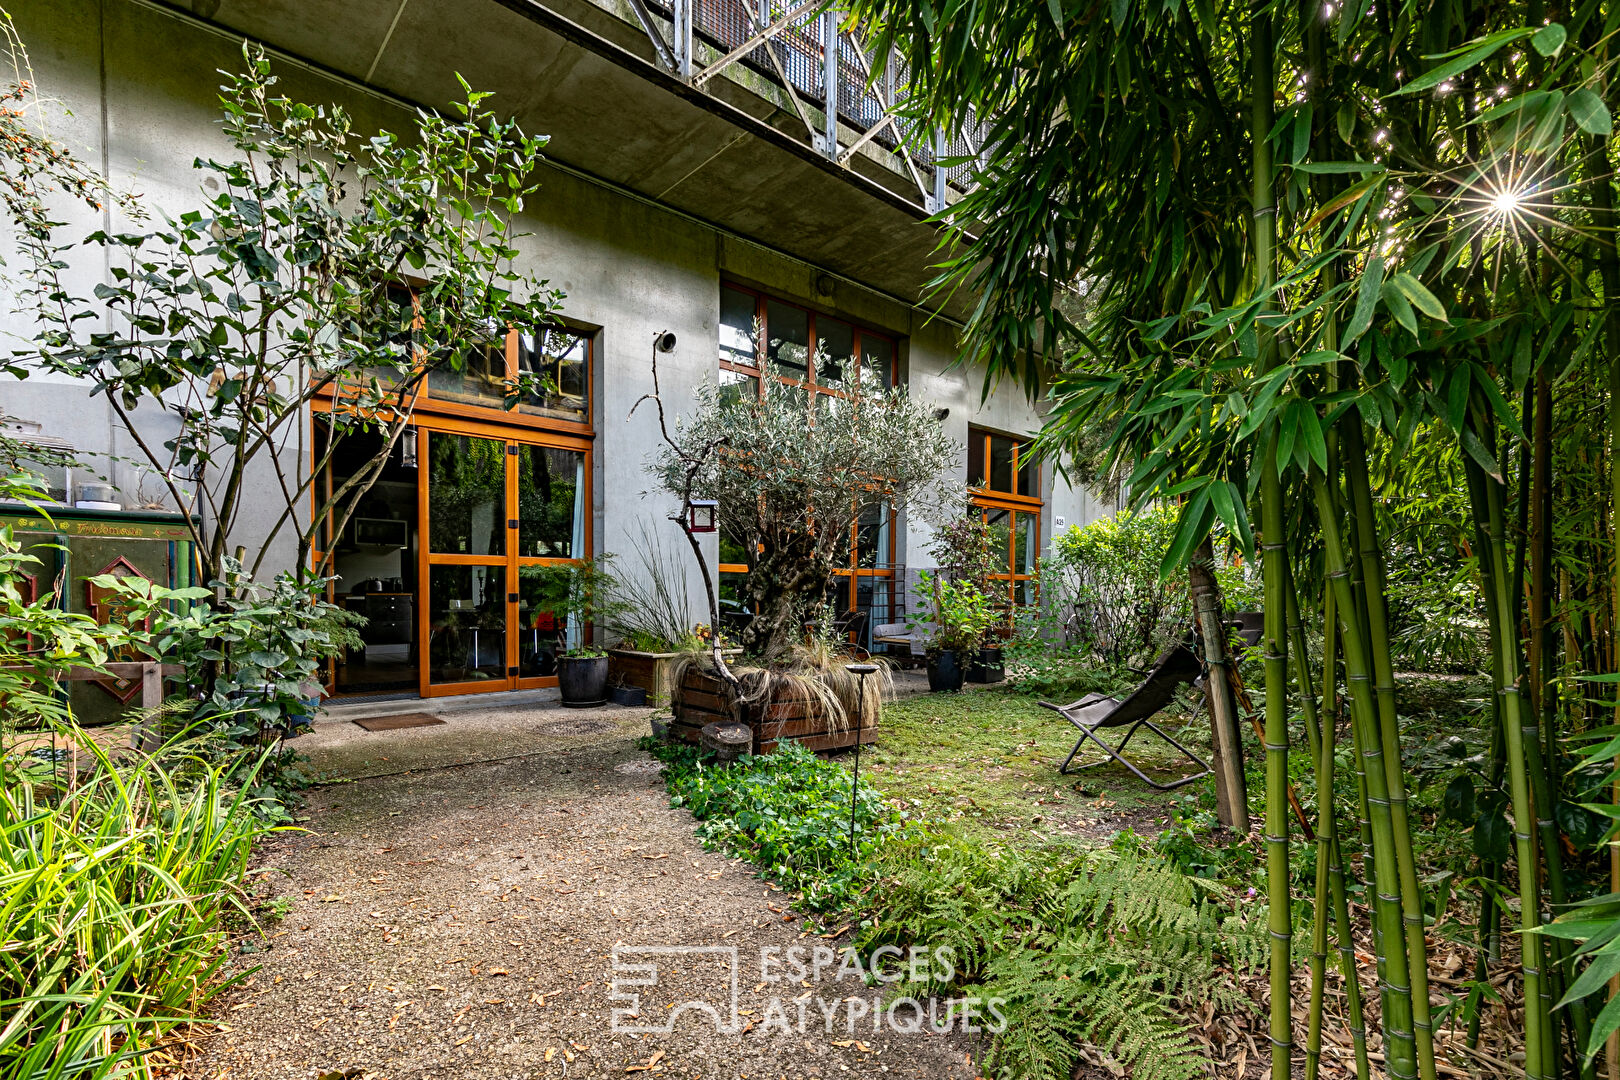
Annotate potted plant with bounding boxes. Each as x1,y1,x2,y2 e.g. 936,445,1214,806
527,555,629,707
915,571,996,693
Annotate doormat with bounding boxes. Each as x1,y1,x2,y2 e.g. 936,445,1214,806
353,712,446,732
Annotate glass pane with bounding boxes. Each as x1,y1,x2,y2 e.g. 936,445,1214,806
428,564,506,684
1013,511,1036,576
1013,578,1032,606
1016,445,1039,497
428,434,506,556
517,444,585,559
855,502,891,569
861,334,894,388
720,286,758,366
516,565,567,677
766,299,809,379
718,520,750,568
516,328,589,423
719,368,758,409
984,509,1012,573
329,425,420,695
968,431,986,488
428,340,507,408
989,435,1014,493
816,317,855,386
719,570,753,640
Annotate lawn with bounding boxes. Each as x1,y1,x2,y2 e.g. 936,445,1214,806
861,684,1217,844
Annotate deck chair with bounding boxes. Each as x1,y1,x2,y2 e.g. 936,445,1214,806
1039,643,1213,789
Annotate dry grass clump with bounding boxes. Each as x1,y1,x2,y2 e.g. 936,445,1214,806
668,645,892,733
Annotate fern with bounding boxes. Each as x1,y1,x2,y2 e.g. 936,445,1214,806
860,834,1261,1080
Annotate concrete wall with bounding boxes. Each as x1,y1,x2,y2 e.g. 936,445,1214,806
0,0,1110,626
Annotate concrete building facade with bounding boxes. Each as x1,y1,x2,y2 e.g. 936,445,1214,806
0,0,1115,701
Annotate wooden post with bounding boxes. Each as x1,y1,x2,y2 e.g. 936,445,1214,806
137,661,163,752
1189,540,1249,831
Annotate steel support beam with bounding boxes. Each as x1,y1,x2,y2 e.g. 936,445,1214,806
672,0,693,79
625,0,678,72
819,10,839,158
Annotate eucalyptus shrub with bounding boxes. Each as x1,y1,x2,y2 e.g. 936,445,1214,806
10,46,564,582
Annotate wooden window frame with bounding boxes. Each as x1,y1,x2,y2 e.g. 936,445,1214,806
716,282,902,626
311,281,596,440
968,427,1043,609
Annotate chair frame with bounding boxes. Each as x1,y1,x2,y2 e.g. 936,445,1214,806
1043,696,1211,790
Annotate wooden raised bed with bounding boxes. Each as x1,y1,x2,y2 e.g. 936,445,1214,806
608,647,740,706
670,666,879,755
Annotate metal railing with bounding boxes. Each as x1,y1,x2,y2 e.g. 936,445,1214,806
630,0,982,208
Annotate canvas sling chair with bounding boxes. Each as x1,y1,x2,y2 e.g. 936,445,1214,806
1038,642,1213,790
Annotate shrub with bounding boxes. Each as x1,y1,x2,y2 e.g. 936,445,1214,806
1036,506,1260,670
639,737,909,911
860,834,1263,1080
0,735,272,1079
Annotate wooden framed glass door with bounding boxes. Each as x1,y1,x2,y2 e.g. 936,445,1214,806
418,423,591,698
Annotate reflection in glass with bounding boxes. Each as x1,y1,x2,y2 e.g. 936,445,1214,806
428,340,507,407
719,368,759,409
517,328,589,422
984,509,1013,573
861,334,894,387
718,519,750,568
721,286,758,366
428,565,506,684
855,502,892,568
990,437,1015,493
719,570,752,639
428,434,506,556
1013,511,1035,575
817,317,855,385
968,432,986,488
517,444,585,558
766,300,809,378
1017,447,1038,497
517,566,567,676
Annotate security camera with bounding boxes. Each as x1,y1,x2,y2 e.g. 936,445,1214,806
655,331,677,353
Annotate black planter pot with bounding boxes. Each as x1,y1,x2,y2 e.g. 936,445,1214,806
557,655,610,707
968,646,1006,684
927,650,966,693
609,684,649,707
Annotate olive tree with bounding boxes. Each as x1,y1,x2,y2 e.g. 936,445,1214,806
650,355,956,659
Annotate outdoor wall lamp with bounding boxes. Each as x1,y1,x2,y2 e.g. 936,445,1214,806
686,498,718,533
655,331,678,353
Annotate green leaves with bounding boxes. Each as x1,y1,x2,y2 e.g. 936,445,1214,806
1388,28,1534,96
1568,88,1613,136
1530,22,1566,56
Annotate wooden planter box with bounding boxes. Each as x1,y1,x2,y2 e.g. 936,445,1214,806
670,667,880,755
607,648,740,706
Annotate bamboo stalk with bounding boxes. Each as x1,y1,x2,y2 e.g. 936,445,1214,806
1463,428,1548,1080
1249,13,1292,1075
1290,559,1371,1080
1312,472,1420,1080
1342,425,1436,1080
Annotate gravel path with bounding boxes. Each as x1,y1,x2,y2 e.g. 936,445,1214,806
186,736,977,1080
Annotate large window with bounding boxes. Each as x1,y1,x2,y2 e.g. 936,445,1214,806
968,428,1043,607
425,325,592,426
716,283,901,644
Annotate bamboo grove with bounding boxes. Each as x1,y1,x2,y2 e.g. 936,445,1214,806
845,0,1620,1075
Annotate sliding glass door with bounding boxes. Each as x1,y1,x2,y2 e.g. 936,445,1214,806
420,426,591,697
